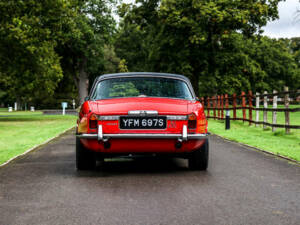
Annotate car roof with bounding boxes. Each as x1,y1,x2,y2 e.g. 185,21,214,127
96,72,191,82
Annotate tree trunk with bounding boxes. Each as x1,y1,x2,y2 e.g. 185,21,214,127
78,57,89,105
16,97,21,110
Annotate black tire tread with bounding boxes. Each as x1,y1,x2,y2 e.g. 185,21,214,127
188,139,209,170
76,137,95,170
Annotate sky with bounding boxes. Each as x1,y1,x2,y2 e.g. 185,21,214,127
263,0,300,38
122,0,300,38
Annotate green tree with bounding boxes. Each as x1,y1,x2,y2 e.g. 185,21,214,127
56,0,116,104
0,0,117,107
115,0,160,72
158,0,282,95
0,0,76,107
103,45,121,74
286,37,300,67
116,0,283,96
211,34,299,94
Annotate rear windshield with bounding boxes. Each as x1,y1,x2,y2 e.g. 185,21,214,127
91,77,194,100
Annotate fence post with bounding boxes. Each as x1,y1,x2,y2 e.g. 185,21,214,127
248,91,253,126
201,97,205,108
225,94,229,110
213,96,216,119
233,93,237,120
221,95,224,119
242,91,246,122
284,86,290,134
263,91,268,130
272,90,277,132
217,95,220,119
207,97,210,117
256,92,260,127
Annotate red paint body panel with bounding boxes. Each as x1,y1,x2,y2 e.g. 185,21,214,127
81,139,205,153
88,97,189,115
77,96,208,154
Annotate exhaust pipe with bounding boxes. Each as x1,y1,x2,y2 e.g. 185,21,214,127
103,141,111,149
175,141,182,149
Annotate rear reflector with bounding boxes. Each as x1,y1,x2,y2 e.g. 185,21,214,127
89,114,98,129
188,113,197,129
89,120,98,129
188,120,197,129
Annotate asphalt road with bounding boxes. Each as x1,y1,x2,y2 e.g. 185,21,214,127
0,130,299,225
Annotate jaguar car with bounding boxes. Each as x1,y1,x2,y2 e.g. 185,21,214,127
76,72,209,170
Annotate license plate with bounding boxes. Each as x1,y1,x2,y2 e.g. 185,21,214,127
119,116,166,129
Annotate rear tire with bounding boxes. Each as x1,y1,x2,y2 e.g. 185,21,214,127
76,137,96,170
188,139,209,170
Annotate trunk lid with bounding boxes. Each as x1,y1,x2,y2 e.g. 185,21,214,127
88,97,190,115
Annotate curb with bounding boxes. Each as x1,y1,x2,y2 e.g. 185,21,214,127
211,133,300,165
0,126,75,168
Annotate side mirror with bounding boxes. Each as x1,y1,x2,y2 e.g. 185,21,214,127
195,97,200,101
84,96,89,101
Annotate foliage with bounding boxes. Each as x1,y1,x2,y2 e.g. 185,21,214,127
103,45,121,74
250,37,300,92
118,59,129,72
0,0,76,102
115,0,300,96
211,35,300,94
56,0,117,103
0,0,117,107
0,0,298,107
289,37,300,64
115,1,160,72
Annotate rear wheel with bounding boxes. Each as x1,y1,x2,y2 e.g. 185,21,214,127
76,137,96,170
188,139,209,170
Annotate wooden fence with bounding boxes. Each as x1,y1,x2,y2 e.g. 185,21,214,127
201,87,300,134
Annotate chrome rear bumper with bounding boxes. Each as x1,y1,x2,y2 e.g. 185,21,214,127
76,125,209,142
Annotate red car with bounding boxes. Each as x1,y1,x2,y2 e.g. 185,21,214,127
76,72,209,170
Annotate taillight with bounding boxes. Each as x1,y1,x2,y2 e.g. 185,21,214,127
77,116,88,133
188,113,197,129
196,119,207,133
89,114,98,129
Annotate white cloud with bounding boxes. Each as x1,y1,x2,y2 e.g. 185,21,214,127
263,0,300,38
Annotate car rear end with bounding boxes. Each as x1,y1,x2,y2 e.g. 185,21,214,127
77,107,208,154
75,73,209,170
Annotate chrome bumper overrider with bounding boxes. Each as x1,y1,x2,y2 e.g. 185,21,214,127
76,125,209,142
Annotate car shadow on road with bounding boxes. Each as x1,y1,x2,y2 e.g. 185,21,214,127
76,156,207,178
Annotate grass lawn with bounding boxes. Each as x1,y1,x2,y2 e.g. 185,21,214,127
0,113,77,165
207,107,300,162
